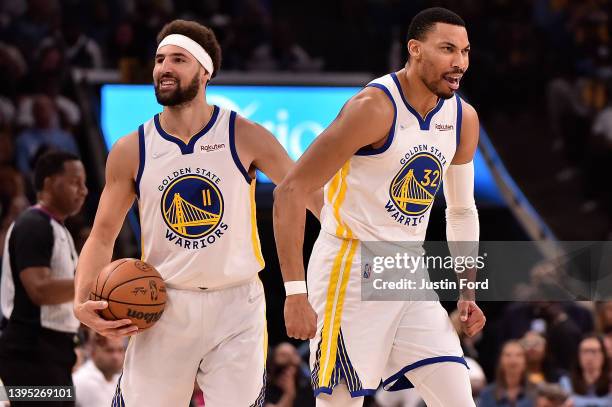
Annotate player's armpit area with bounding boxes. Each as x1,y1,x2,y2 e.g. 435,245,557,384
451,100,479,164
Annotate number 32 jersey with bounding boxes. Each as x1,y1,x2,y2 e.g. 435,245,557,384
320,73,463,242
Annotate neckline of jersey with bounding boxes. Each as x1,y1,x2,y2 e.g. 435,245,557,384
390,72,444,131
154,105,220,154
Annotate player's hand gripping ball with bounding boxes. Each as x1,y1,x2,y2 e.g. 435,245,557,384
90,259,167,330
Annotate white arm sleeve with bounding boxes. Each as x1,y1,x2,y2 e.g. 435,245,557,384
443,161,479,259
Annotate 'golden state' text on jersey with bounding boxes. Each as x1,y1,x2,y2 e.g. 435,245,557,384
135,106,264,289
321,73,462,242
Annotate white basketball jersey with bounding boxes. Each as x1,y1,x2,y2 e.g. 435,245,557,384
136,106,264,290
321,73,462,242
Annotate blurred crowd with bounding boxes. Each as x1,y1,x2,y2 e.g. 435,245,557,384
542,0,612,236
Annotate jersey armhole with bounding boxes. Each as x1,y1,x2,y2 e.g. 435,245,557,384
135,124,146,198
228,111,252,183
455,94,463,148
355,83,397,156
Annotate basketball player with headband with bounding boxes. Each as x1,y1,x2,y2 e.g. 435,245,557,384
74,20,321,406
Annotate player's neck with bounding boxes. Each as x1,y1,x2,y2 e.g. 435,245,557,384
399,67,439,119
160,97,214,144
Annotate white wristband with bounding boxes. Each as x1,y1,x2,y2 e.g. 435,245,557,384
284,281,307,296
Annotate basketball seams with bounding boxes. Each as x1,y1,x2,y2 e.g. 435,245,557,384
93,259,166,329
98,258,131,299
105,276,166,304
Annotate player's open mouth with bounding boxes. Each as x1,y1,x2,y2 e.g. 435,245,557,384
159,79,178,90
443,74,461,90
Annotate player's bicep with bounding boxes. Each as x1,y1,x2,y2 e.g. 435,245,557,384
285,90,393,192
237,118,294,186
451,100,479,164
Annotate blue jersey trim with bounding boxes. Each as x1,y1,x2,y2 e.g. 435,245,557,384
112,373,126,407
455,94,463,148
382,356,468,391
153,105,219,155
228,111,251,183
390,72,444,131
355,84,397,156
135,125,145,198
313,386,377,398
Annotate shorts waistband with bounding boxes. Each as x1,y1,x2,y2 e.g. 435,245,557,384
165,275,258,292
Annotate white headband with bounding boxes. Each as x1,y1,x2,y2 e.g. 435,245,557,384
157,34,214,75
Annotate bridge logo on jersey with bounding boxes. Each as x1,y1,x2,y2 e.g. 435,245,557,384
389,152,442,217
160,174,224,239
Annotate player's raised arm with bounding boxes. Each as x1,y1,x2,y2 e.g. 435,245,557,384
273,87,394,339
74,132,140,337
443,99,485,337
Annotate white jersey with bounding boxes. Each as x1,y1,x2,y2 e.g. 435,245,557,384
136,106,264,290
321,73,462,242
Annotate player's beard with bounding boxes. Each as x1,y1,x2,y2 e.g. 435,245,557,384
154,72,200,106
423,74,455,100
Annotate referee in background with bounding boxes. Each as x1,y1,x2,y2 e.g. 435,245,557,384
0,151,87,406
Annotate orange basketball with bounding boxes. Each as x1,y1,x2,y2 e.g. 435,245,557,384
90,258,167,330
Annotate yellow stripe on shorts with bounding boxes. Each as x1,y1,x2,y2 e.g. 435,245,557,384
318,238,358,388
328,161,353,239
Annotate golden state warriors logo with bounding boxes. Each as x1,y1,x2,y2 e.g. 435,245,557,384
389,152,442,216
161,174,224,239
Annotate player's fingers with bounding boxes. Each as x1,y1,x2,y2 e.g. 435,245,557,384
466,320,485,337
86,300,108,310
458,303,469,322
96,319,134,331
114,325,139,336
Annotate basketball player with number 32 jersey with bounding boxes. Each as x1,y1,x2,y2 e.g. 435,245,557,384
74,20,321,407
274,8,485,407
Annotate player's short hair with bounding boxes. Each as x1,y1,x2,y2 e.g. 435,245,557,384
34,151,80,192
407,7,465,42
157,19,222,78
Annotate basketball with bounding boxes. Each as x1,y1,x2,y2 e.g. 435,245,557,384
90,258,167,330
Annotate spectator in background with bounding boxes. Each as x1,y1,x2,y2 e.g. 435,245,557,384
248,20,323,72
17,39,81,131
0,167,29,251
499,302,592,372
265,342,314,407
478,341,535,407
15,95,79,176
591,91,612,238
560,335,612,407
0,41,27,100
520,331,563,385
107,20,142,82
61,14,104,69
594,301,612,335
73,333,125,407
534,383,572,407
0,151,87,407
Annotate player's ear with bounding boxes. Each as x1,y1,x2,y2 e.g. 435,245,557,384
200,67,210,86
407,39,422,60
